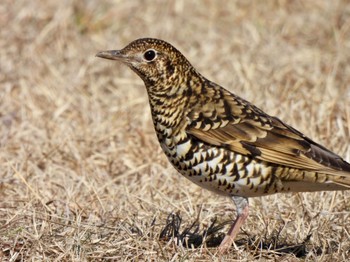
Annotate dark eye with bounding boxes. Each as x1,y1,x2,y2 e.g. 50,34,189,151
143,49,156,61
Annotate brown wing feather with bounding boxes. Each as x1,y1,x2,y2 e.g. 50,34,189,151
187,83,350,176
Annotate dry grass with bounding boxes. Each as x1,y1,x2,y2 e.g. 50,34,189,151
1,0,350,261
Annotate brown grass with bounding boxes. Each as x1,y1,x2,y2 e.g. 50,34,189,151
1,0,350,261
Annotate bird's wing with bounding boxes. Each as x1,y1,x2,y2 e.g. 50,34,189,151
186,84,350,176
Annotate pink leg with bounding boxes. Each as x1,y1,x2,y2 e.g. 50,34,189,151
218,196,249,254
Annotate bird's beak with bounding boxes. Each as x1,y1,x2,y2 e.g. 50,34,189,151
96,50,125,61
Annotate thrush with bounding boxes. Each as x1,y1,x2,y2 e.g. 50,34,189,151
96,38,350,253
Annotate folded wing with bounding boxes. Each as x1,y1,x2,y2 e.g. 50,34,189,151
187,84,350,179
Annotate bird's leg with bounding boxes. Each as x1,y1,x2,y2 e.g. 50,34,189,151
218,196,249,253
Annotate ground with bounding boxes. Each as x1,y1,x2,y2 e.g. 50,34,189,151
1,0,350,261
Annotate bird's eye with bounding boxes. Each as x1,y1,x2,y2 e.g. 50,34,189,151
143,49,156,61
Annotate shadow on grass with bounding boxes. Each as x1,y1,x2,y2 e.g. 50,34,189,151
158,212,322,258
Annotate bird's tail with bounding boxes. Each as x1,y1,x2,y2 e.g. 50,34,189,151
284,170,350,193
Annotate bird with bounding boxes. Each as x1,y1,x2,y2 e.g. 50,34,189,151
96,38,350,253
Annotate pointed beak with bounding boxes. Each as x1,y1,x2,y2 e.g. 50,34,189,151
96,50,126,61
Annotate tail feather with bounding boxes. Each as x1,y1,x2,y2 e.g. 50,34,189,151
282,170,350,193
331,174,350,189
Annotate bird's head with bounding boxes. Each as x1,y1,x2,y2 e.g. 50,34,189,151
96,38,194,92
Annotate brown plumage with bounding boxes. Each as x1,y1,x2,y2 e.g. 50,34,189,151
96,38,350,252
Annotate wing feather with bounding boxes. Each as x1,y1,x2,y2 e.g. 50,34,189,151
186,84,350,176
